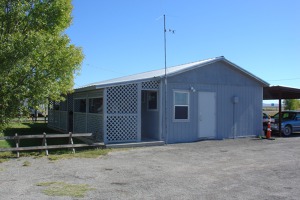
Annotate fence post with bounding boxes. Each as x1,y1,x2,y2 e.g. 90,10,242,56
14,133,20,158
69,132,75,154
43,132,48,156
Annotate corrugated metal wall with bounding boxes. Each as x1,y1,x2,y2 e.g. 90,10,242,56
164,61,263,143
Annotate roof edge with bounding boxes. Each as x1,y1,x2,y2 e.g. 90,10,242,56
221,58,270,87
166,56,224,78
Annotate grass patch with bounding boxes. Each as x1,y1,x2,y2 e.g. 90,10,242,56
0,122,120,162
1,122,60,148
0,150,45,160
0,122,92,154
22,160,31,167
0,147,114,161
3,122,53,136
0,152,15,163
36,181,95,198
47,148,111,161
0,140,11,148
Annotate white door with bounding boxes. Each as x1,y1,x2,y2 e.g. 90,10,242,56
198,92,216,138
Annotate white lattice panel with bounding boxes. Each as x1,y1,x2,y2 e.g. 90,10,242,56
49,100,54,110
142,81,159,90
105,83,139,143
107,84,138,114
87,114,103,142
106,115,138,142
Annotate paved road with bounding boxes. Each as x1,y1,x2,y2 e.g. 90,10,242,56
1,137,300,200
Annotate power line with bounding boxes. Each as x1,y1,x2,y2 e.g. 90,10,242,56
85,64,125,75
267,77,300,82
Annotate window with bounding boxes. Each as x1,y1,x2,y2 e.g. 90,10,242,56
147,91,158,110
74,99,86,113
89,98,103,114
174,91,189,120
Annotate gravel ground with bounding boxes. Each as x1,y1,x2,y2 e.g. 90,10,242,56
1,137,300,200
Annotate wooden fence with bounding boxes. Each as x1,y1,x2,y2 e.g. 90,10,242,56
0,132,103,157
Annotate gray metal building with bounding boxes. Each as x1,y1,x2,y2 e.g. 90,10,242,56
48,56,269,144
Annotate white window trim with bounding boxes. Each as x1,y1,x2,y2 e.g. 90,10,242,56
173,90,190,122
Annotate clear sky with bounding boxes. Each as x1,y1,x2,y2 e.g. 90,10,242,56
66,0,300,91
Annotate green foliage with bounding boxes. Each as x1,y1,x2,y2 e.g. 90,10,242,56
0,140,11,148
284,99,300,110
36,181,95,198
0,0,84,130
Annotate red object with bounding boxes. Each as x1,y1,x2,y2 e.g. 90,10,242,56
266,120,272,139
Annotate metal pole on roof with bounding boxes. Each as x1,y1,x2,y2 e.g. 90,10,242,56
164,14,168,144
164,15,167,78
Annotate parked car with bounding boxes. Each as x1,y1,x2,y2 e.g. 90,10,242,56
271,111,300,136
263,112,274,132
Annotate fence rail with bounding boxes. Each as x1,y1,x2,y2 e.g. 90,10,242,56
0,132,103,157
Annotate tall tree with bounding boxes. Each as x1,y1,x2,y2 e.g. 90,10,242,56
0,0,84,129
284,99,300,110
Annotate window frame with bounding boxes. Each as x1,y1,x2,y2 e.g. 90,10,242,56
88,97,103,114
173,90,190,122
74,98,87,113
147,90,158,111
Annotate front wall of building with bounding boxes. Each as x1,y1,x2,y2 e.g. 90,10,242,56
165,61,263,143
48,100,68,132
104,84,140,143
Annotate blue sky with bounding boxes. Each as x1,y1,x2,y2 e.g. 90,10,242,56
66,0,300,91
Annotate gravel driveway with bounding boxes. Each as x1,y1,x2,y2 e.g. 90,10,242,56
1,137,300,200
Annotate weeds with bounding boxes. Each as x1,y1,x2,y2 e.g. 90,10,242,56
22,160,31,166
36,181,95,198
47,148,111,161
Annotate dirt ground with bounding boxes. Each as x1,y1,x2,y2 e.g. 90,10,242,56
1,137,300,200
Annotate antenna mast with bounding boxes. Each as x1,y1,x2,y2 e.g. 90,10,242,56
164,15,167,79
163,14,168,144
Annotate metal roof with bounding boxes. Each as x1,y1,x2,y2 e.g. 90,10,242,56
75,56,269,91
263,86,300,100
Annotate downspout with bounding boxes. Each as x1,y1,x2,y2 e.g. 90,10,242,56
232,96,239,138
